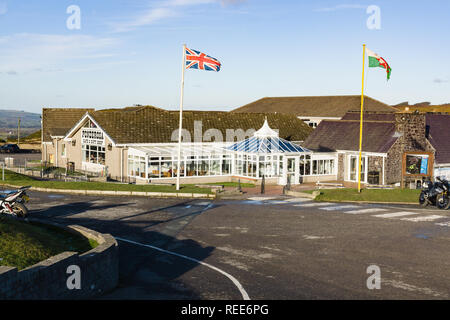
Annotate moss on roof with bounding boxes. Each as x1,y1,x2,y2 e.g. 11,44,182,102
232,95,397,117
87,106,312,144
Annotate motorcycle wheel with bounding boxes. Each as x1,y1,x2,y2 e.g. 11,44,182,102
419,191,428,207
11,203,28,218
436,194,450,210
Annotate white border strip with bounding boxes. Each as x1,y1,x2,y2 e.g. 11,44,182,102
115,237,250,300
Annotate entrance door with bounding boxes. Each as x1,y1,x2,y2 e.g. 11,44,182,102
286,157,298,185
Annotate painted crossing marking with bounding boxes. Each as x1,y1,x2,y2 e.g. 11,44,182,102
373,211,421,219
116,237,250,300
320,205,360,211
265,200,289,205
194,202,211,206
283,198,310,203
436,221,450,227
401,215,446,222
294,202,333,207
343,208,388,214
248,197,275,201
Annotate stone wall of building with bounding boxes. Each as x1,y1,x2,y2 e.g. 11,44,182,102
337,153,345,181
367,155,384,185
0,221,119,300
386,113,435,185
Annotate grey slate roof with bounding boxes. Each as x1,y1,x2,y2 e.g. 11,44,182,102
426,114,450,164
303,120,398,153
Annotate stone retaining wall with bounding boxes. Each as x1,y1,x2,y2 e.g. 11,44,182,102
0,220,119,299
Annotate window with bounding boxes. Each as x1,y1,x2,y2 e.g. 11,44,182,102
61,144,66,157
405,154,430,175
349,155,367,182
82,144,105,165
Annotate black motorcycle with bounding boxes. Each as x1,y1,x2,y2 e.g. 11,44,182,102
0,186,31,218
419,178,440,207
436,176,450,210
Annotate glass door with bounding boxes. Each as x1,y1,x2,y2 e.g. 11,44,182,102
286,157,297,185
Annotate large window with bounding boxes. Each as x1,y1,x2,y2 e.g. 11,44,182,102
300,155,334,176
82,144,105,165
81,125,105,165
131,154,233,179
349,155,367,182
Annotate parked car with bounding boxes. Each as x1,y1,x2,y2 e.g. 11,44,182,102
0,144,20,153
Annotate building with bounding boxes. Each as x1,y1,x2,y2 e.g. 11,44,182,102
43,105,328,185
304,111,450,187
42,104,449,188
232,95,398,128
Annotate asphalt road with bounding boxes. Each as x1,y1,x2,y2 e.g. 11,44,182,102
20,191,450,300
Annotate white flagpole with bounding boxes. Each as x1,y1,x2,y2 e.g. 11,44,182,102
176,44,186,191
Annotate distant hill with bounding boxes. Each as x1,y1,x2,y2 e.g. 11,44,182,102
0,110,41,128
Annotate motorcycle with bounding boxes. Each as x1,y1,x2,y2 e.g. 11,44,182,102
419,177,440,207
0,186,31,218
436,176,450,210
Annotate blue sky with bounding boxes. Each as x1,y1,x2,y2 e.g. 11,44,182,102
0,0,449,113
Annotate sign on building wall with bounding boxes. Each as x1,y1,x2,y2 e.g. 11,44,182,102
401,151,434,187
81,129,105,146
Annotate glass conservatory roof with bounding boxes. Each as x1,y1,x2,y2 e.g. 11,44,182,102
226,136,311,154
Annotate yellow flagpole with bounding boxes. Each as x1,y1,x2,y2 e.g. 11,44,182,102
357,44,366,193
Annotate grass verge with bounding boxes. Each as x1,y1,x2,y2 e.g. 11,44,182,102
0,217,97,270
1,170,212,194
315,188,420,203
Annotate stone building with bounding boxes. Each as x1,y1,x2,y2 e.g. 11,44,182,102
303,111,449,187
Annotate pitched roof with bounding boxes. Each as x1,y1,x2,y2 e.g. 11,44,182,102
303,120,398,153
231,95,397,117
426,114,450,164
76,105,312,144
341,111,396,122
42,108,94,142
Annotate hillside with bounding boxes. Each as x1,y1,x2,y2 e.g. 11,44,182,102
0,110,41,128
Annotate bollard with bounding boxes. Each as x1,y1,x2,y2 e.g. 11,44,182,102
261,174,265,194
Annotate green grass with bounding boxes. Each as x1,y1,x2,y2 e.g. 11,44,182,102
315,188,421,203
1,170,212,194
0,217,97,270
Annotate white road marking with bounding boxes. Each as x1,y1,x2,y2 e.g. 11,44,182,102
284,198,310,203
194,202,211,206
320,205,360,211
115,237,250,300
294,202,333,207
436,221,450,227
265,200,288,205
344,208,388,214
248,197,275,201
373,211,421,218
401,215,446,222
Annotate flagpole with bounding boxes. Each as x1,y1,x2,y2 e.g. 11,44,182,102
357,44,366,193
176,44,186,191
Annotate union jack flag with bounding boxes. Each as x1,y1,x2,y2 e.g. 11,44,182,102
185,47,221,72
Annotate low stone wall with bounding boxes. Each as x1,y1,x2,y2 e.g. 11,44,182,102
0,220,119,300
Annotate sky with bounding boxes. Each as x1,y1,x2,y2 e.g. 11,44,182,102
0,0,449,114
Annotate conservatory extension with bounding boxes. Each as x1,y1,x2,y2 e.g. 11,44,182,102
127,120,337,185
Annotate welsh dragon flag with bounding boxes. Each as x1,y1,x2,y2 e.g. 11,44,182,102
366,48,392,80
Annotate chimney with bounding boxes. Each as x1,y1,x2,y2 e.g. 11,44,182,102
394,112,427,151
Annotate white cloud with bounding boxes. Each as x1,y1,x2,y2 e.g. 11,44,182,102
0,2,7,15
314,4,366,12
434,78,449,84
0,33,120,75
111,0,238,32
